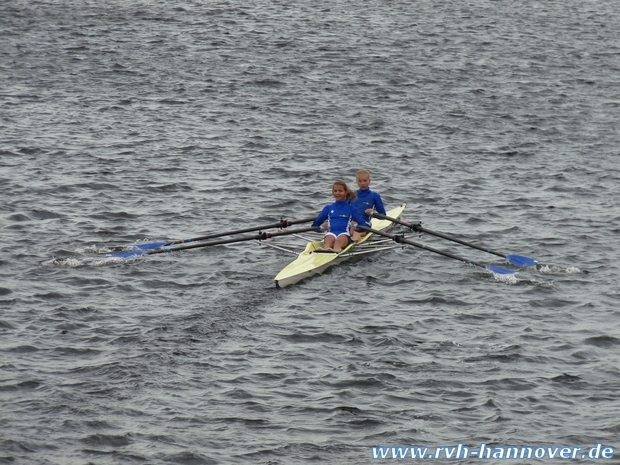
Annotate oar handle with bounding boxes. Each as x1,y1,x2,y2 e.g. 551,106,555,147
288,217,317,225
371,212,421,230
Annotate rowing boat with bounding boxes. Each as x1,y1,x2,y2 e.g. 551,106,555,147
273,204,407,288
96,201,538,280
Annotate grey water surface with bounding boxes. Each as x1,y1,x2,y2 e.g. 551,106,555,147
1,1,619,464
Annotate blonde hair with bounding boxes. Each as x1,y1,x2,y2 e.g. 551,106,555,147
356,169,371,180
333,180,357,201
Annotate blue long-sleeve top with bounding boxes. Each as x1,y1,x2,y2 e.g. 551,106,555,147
312,200,370,235
351,189,386,223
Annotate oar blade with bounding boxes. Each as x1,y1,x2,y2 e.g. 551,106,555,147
129,242,170,251
485,265,518,275
505,254,538,267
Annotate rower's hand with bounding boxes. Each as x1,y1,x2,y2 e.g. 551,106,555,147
365,209,373,215
320,223,328,232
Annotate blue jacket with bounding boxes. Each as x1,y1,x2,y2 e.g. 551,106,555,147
312,200,370,235
351,189,386,223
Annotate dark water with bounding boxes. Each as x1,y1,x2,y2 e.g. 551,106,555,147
2,1,620,464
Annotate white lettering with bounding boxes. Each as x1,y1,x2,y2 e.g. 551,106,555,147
589,443,603,459
602,446,614,459
456,443,469,459
370,443,612,460
392,447,409,459
371,447,390,459
443,446,457,459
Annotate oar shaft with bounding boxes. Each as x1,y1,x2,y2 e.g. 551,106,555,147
415,226,507,258
109,226,319,258
372,212,507,258
358,225,490,270
166,217,317,246
150,226,319,254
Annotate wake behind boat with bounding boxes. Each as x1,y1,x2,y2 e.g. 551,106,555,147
273,204,407,288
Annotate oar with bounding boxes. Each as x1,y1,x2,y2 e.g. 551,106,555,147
107,226,319,260
118,217,316,251
357,225,517,275
371,212,538,268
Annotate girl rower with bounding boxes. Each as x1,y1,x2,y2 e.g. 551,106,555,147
312,181,370,252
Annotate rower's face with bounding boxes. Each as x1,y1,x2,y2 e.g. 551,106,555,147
332,185,347,202
356,176,370,190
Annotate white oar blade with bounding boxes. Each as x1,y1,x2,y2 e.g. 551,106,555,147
505,255,538,267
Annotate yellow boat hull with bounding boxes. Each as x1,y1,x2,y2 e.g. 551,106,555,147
274,204,406,288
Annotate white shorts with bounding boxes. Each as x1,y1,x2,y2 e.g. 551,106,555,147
325,232,350,239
